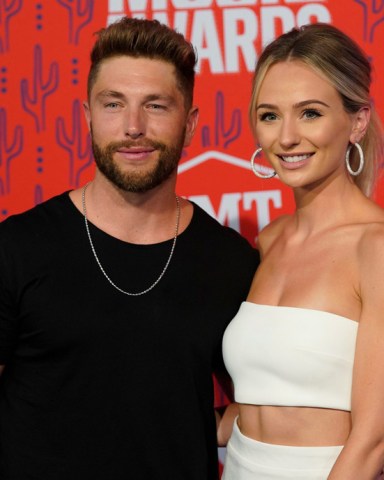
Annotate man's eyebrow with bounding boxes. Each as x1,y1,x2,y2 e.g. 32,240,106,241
95,90,126,100
144,93,175,103
95,90,176,104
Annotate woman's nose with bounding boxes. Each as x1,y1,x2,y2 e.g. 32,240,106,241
279,118,300,148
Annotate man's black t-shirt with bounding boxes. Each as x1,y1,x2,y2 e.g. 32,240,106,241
0,192,259,479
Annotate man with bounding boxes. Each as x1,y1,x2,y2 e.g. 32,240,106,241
0,17,259,479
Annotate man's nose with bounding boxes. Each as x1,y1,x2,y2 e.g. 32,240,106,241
123,108,145,139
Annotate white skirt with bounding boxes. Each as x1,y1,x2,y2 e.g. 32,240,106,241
222,419,343,480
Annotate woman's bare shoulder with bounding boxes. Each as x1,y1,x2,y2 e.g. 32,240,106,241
357,199,384,244
358,218,384,256
355,201,384,283
257,214,292,256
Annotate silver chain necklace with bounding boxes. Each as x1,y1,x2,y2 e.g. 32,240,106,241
82,183,180,296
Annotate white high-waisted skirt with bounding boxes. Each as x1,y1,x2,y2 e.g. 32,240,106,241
222,419,343,480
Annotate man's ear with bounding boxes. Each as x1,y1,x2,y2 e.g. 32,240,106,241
83,101,91,131
184,106,199,147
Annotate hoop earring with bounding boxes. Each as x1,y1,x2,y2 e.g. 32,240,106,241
345,142,364,176
250,147,276,179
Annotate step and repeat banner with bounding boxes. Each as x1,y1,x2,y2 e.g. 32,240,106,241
1,0,384,472
1,1,384,244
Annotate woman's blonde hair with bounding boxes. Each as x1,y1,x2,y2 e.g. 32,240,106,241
249,23,384,196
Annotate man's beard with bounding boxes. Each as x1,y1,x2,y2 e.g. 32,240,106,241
91,132,185,193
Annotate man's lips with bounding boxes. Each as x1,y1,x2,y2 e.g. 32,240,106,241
116,147,155,154
113,145,157,161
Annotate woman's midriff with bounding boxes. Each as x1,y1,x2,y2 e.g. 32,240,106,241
238,404,351,446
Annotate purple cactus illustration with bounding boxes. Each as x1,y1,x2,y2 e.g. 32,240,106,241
0,108,23,195
0,0,22,53
201,91,242,149
56,0,94,45
354,0,384,42
20,44,59,133
56,99,93,187
34,183,43,205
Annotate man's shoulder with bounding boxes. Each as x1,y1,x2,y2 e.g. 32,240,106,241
0,191,73,241
190,202,259,263
191,202,253,244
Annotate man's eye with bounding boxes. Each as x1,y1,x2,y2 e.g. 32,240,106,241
105,103,119,108
148,104,166,110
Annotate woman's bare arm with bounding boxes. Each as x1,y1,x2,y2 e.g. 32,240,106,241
328,225,384,479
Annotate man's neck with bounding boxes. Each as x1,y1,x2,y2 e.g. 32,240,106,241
69,177,193,244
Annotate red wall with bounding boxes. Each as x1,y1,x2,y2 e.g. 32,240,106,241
2,0,384,247
2,0,384,473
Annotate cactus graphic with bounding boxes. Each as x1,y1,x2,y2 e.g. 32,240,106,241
56,99,93,187
0,0,22,53
201,91,242,149
354,0,384,42
20,44,59,133
34,184,43,206
56,0,94,45
0,108,23,195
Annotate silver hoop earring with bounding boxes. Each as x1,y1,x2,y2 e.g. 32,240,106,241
345,142,364,176
250,147,276,179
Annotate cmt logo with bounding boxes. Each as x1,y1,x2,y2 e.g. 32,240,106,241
178,150,283,244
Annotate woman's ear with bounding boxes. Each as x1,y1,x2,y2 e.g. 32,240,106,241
350,106,370,143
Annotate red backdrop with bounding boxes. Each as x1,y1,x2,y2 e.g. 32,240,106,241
2,0,384,245
1,0,384,473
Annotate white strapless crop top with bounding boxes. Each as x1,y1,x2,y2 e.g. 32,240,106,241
222,302,358,411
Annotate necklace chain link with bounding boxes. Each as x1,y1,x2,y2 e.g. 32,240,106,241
82,183,180,296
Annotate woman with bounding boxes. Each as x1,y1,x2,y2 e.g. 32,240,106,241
221,23,384,479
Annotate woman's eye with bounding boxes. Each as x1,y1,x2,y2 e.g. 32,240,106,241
303,109,322,119
259,112,277,122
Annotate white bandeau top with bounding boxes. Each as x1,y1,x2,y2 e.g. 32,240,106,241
222,302,359,411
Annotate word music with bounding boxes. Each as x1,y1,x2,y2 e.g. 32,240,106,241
108,0,331,73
